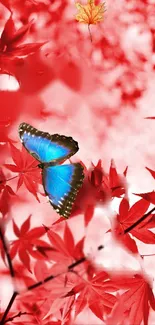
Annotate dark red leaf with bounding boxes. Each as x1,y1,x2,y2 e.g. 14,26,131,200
113,198,152,251
5,185,15,195
48,230,70,257
10,143,23,169
73,237,85,259
4,164,19,172
17,174,24,190
68,271,117,321
8,21,31,48
84,204,94,227
109,159,119,189
90,160,103,187
122,198,149,225
63,223,75,256
12,220,20,238
26,227,46,239
1,15,16,47
134,191,155,205
110,274,155,325
118,198,129,220
146,167,155,180
18,248,31,272
7,42,46,57
20,215,31,235
23,176,40,201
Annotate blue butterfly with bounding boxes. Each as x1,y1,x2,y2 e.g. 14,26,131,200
19,122,84,218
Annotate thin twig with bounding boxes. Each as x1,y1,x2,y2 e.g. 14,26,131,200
0,227,16,325
141,254,155,258
0,175,19,185
3,311,29,324
27,244,104,291
0,228,14,277
0,292,18,325
0,244,104,324
124,207,155,234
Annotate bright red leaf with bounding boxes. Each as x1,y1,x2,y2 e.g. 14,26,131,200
65,270,117,321
10,217,52,271
113,198,155,252
0,167,16,216
110,274,155,325
0,15,46,59
47,225,85,269
4,143,42,201
146,167,155,180
134,191,155,205
73,159,127,226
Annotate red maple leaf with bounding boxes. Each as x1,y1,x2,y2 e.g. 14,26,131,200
64,270,117,321
0,15,46,60
146,166,155,180
73,159,128,226
10,216,52,271
102,159,128,199
0,167,16,216
46,224,85,271
4,143,42,201
113,197,155,253
109,274,155,325
134,191,155,205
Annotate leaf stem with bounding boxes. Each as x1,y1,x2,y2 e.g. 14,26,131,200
88,24,92,42
124,207,155,234
141,254,155,258
0,175,19,185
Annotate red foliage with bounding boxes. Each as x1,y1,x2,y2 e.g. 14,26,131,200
0,0,155,324
46,224,85,270
73,159,127,226
0,167,16,215
4,143,42,200
109,274,155,325
0,15,45,60
65,270,117,321
10,216,50,271
112,198,155,254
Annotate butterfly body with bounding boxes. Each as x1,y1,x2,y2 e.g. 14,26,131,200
19,123,84,218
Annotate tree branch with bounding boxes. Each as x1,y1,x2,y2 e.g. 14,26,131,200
0,226,16,325
124,206,155,234
27,244,104,291
0,228,15,277
4,311,30,324
0,244,104,324
0,292,18,325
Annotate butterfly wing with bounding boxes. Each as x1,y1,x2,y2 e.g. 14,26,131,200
42,163,84,218
19,123,79,164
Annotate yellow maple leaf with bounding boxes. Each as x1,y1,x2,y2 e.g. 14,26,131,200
75,0,105,25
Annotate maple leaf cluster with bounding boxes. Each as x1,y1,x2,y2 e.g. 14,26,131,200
0,0,155,324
